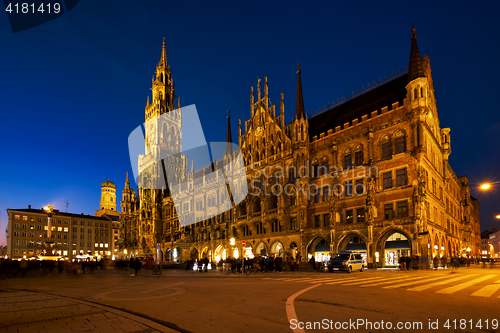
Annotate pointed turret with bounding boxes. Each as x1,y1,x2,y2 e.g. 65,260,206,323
407,27,425,83
125,171,130,189
295,62,305,120
225,109,233,156
161,37,167,65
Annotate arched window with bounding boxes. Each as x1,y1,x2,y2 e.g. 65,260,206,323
301,124,304,141
414,88,418,100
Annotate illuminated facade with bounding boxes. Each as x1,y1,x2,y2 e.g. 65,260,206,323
6,206,114,260
119,29,480,267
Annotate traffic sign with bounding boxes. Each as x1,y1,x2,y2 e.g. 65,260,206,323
242,240,246,247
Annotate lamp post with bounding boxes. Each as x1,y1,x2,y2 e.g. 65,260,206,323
41,204,57,259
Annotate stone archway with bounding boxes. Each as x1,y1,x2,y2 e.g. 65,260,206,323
306,236,331,262
375,228,413,268
255,242,268,257
337,232,368,265
214,245,226,263
270,241,284,258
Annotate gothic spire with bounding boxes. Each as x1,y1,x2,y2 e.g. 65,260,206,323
161,37,167,65
295,61,305,120
225,109,233,156
407,26,425,83
125,171,130,189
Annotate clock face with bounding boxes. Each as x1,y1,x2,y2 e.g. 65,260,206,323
256,126,264,137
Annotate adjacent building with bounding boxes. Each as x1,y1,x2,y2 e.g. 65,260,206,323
117,28,480,267
6,181,121,260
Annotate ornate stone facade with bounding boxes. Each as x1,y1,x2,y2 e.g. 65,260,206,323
119,29,480,268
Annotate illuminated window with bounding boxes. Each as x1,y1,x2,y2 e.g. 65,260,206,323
345,210,353,223
23,216,27,221
15,215,20,220
356,208,365,223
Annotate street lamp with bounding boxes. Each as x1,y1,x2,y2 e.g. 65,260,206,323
480,181,500,190
40,204,59,260
496,215,500,219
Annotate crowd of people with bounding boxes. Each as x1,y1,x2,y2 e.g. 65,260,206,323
398,255,478,270
0,257,107,277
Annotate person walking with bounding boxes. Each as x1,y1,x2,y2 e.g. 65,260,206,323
129,257,135,276
134,257,141,276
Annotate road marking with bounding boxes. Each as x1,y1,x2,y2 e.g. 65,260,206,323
408,274,477,292
436,275,497,294
286,278,317,282
286,284,322,333
359,276,429,287
325,276,386,285
382,275,450,289
472,279,500,297
343,276,404,285
261,278,272,280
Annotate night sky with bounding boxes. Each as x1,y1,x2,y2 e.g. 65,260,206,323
1,1,499,246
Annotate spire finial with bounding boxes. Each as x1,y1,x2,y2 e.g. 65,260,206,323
295,62,305,120
407,25,425,83
161,37,167,64
227,108,230,118
297,61,301,73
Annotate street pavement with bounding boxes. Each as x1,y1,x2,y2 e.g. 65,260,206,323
1,266,500,333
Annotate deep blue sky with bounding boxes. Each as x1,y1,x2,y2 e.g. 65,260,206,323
1,1,500,245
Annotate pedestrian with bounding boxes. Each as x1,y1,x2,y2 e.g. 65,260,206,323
129,257,135,276
309,256,316,271
135,257,141,276
400,255,406,271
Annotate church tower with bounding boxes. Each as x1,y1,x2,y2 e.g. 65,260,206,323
95,180,120,217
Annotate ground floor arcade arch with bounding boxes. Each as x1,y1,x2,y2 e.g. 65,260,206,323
375,228,412,268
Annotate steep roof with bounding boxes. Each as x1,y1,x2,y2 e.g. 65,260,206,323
407,27,426,83
308,73,408,139
295,62,305,120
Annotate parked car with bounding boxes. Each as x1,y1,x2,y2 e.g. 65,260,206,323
328,251,365,273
